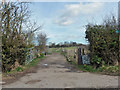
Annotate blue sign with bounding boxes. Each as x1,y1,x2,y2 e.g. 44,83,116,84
116,30,120,33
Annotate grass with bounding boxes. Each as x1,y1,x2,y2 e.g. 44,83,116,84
63,46,77,49
67,60,119,75
50,48,62,53
15,67,24,72
62,50,119,76
50,46,77,53
25,55,44,69
3,55,45,75
60,47,119,76
67,60,95,72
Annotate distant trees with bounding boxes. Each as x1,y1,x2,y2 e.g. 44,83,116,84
1,2,42,72
49,41,83,48
49,42,56,48
85,16,119,68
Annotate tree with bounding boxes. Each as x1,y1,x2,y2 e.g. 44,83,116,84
23,20,43,47
1,2,29,72
37,32,48,53
1,2,42,72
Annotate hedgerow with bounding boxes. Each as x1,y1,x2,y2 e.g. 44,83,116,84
85,16,119,68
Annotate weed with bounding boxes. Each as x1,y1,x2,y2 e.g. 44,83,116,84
67,58,119,75
15,67,24,72
3,56,45,75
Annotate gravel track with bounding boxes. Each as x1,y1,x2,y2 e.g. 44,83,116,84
2,53,119,88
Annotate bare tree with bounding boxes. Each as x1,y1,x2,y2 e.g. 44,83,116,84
37,32,48,53
23,20,43,47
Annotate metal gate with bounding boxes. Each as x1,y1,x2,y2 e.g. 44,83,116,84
78,48,90,65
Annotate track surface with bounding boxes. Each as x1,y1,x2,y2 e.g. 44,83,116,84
2,53,118,88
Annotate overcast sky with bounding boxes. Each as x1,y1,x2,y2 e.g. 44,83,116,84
29,2,118,45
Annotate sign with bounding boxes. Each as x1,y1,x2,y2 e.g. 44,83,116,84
116,30,120,33
82,55,90,65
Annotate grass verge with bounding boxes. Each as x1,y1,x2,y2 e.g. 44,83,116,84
3,55,45,76
68,60,119,76
60,50,119,76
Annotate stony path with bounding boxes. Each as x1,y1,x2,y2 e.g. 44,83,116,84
2,53,118,88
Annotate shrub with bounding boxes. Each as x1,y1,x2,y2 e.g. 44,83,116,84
91,55,102,68
85,16,119,67
40,53,44,57
1,2,34,72
97,65,119,73
35,53,39,58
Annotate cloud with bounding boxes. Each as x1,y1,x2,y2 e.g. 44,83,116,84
54,2,104,26
64,2,104,16
65,35,85,39
52,34,85,40
54,17,73,26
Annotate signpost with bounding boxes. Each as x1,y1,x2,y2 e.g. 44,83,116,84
118,1,120,89
118,2,120,28
117,2,120,34
118,1,120,64
116,30,120,33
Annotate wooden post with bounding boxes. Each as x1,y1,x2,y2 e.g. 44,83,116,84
82,48,85,55
78,48,82,65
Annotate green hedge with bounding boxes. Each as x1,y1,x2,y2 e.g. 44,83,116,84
85,16,119,68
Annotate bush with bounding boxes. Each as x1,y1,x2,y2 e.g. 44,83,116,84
97,65,119,73
85,16,119,67
82,65,96,72
40,53,44,57
91,55,102,68
35,53,39,58
1,2,33,72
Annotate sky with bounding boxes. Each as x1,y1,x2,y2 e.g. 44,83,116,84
29,2,118,45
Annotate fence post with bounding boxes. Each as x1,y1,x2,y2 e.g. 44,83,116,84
82,48,85,55
78,48,82,65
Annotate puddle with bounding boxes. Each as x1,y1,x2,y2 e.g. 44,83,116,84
43,64,48,66
65,69,83,73
25,80,41,84
40,64,49,68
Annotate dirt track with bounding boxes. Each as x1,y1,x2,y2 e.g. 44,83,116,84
2,53,118,88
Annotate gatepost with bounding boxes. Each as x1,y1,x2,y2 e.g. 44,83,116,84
78,48,82,65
